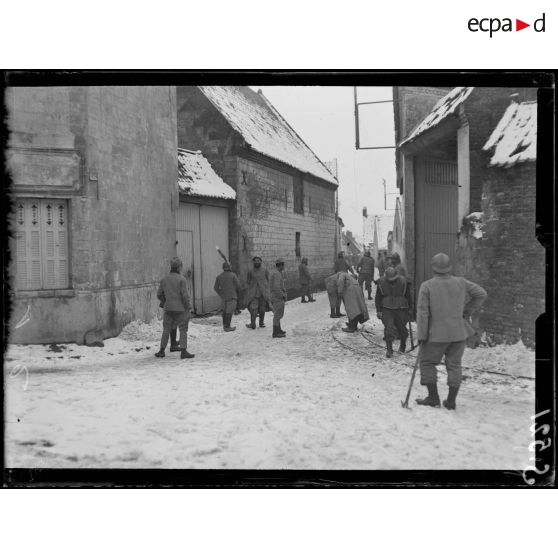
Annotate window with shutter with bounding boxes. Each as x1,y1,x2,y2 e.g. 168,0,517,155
293,173,304,214
15,198,69,290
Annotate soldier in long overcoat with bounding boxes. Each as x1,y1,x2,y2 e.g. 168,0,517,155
270,258,288,338
298,257,315,303
244,256,270,329
415,253,487,410
325,272,345,318
357,250,376,300
214,262,241,332
337,271,369,332
375,266,413,357
155,257,194,359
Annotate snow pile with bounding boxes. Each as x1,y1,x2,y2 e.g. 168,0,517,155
483,101,537,168
462,338,535,379
198,86,337,184
3,316,225,373
462,211,484,239
178,149,236,200
401,87,474,145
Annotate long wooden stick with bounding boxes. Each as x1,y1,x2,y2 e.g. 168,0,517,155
401,345,422,409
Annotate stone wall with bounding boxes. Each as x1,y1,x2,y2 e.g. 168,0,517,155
7,86,178,344
233,157,337,294
176,86,338,297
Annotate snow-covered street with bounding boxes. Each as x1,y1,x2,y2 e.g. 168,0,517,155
5,291,535,470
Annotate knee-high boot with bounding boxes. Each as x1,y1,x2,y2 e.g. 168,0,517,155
443,386,459,410
170,329,180,351
246,309,257,329
416,383,441,407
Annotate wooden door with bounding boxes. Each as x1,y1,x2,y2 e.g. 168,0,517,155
415,158,458,290
176,203,201,313
176,229,195,307
199,205,229,313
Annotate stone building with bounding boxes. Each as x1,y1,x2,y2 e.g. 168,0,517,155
393,86,536,288
175,86,339,295
393,86,541,346
7,86,178,344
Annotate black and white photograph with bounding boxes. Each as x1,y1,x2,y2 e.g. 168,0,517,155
2,73,554,487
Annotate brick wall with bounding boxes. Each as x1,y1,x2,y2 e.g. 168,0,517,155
7,86,178,343
393,87,452,143
455,162,543,347
464,87,537,212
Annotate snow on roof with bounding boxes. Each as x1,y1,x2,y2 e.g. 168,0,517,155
178,148,236,200
482,101,537,167
373,214,393,250
401,87,474,145
198,86,338,185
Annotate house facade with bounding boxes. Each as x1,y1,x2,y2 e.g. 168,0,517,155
175,86,339,295
393,86,541,346
371,214,393,262
7,86,178,344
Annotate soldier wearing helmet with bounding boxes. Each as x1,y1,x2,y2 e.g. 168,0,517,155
375,265,413,357
415,253,487,410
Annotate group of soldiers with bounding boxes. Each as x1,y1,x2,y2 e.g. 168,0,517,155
155,247,486,411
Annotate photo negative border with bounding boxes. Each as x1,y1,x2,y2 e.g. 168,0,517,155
2,70,555,487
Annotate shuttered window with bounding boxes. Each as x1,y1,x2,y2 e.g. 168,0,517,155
293,172,304,214
424,160,458,185
15,198,69,290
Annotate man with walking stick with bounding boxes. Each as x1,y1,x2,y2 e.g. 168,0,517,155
415,253,486,410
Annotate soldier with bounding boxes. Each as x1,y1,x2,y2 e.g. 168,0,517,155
244,256,270,329
390,252,407,279
298,257,315,303
337,271,369,332
270,258,288,338
375,266,413,357
325,272,345,318
376,252,387,279
357,250,376,300
155,257,194,359
416,253,487,410
214,262,241,332
333,251,352,273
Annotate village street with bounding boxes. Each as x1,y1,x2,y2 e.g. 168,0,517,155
5,291,536,470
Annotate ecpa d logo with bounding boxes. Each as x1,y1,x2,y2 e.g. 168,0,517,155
468,13,546,37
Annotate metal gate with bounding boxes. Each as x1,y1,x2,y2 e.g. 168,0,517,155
176,202,229,314
415,158,458,290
